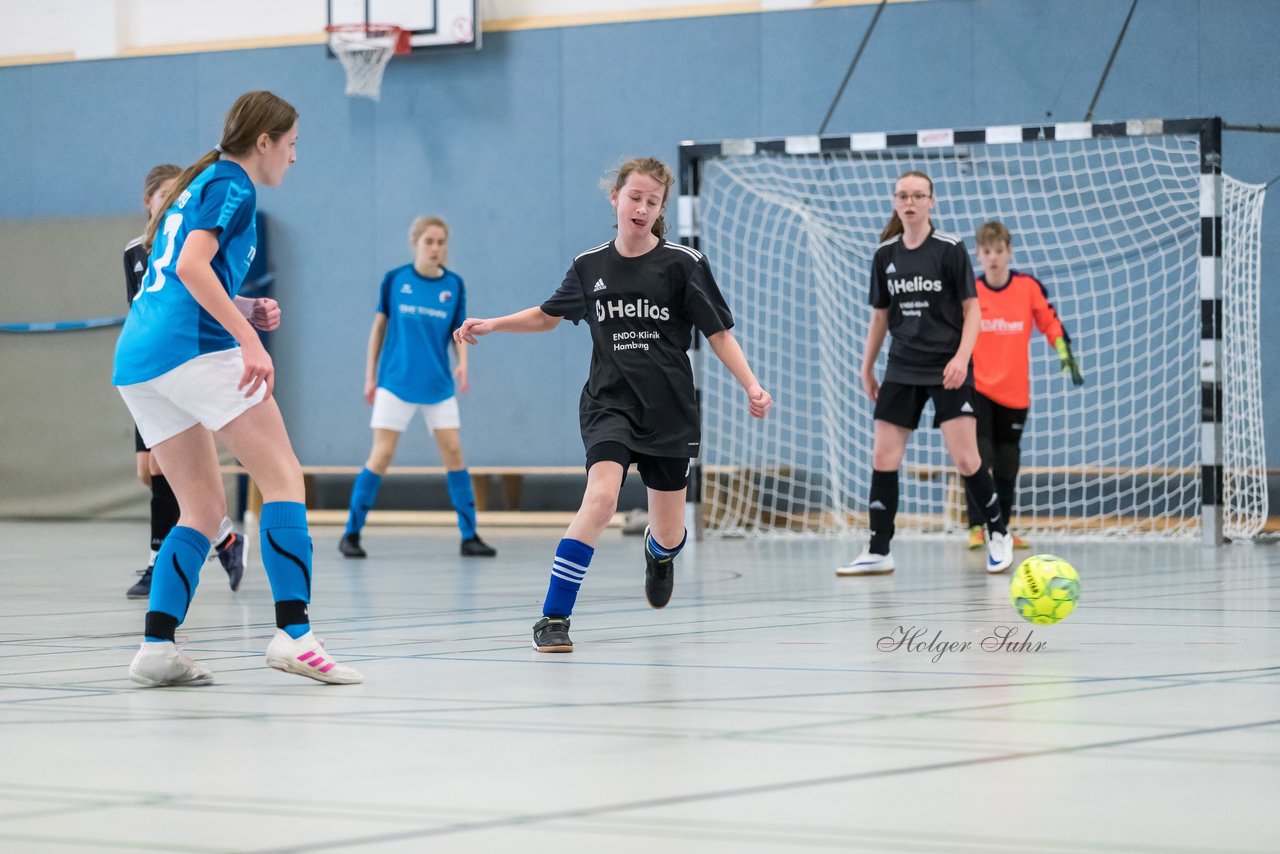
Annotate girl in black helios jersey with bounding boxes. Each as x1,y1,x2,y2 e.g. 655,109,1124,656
455,156,772,652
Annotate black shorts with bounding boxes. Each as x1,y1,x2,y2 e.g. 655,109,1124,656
874,381,976,430
974,392,1027,445
134,427,148,454
586,441,691,492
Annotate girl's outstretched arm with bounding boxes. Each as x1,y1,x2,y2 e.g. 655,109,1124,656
454,307,561,345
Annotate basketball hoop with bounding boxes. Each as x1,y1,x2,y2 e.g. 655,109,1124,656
325,24,410,101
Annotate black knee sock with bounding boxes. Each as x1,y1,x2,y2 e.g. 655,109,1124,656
993,441,1021,525
968,434,996,528
964,469,1007,535
965,477,988,529
150,475,180,554
994,476,1016,525
868,469,898,555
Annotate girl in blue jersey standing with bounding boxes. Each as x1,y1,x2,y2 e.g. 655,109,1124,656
113,91,362,687
340,216,496,559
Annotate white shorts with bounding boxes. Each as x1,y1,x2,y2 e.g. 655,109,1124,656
117,348,268,448
370,388,461,432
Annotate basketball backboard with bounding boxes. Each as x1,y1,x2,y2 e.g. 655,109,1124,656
327,0,479,52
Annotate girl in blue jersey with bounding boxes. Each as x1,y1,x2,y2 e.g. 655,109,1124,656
113,91,362,687
340,216,496,559
123,164,245,601
456,157,772,653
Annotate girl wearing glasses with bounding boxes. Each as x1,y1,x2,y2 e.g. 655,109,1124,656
836,171,1013,577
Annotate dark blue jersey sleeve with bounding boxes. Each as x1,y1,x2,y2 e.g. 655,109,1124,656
541,263,587,324
685,255,734,336
869,246,891,308
947,241,977,300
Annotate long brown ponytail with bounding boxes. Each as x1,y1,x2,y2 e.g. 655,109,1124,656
143,91,297,251
878,170,934,242
608,156,674,238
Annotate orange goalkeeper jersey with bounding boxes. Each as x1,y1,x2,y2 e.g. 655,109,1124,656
973,271,1067,409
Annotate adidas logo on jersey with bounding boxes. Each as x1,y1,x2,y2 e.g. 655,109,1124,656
133,261,144,273
885,262,897,274
961,402,974,414
593,278,606,292
400,283,414,294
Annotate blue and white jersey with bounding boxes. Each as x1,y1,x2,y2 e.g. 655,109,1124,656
112,160,257,386
376,264,466,405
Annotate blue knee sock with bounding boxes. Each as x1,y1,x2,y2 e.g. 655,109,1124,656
261,501,312,639
543,538,594,617
345,468,383,536
446,469,478,540
145,526,210,641
645,528,687,561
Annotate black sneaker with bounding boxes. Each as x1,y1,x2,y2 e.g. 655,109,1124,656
217,533,245,591
643,529,675,609
532,616,573,653
126,567,153,600
339,533,366,558
460,536,497,557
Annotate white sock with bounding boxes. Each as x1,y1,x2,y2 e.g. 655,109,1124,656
215,516,234,547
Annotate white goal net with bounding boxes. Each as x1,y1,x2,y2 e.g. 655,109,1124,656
1222,176,1269,540
694,131,1266,540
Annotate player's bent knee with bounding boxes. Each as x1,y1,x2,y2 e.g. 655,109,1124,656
179,507,224,539
872,452,904,471
579,491,618,526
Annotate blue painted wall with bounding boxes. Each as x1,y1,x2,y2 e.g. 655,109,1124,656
2,0,1278,467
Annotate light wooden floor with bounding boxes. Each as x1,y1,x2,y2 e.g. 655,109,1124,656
1,521,1277,852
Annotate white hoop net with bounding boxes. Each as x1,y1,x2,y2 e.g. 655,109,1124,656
328,25,402,101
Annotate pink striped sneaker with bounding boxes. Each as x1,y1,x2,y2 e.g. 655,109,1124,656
265,630,363,684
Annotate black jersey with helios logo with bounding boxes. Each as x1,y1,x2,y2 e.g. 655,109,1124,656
541,239,734,458
869,229,977,385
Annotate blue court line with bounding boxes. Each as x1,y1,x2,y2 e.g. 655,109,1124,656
0,316,125,333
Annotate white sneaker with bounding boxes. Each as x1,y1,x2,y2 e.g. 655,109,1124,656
836,548,895,576
265,630,364,684
621,508,649,536
129,641,213,687
986,530,1014,574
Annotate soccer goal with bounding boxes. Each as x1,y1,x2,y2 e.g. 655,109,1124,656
679,118,1267,544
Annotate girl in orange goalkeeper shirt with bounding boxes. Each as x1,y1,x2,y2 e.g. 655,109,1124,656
966,220,1083,551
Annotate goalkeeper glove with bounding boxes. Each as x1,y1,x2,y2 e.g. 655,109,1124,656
1054,337,1084,386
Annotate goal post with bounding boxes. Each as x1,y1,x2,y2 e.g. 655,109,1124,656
679,118,1267,544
